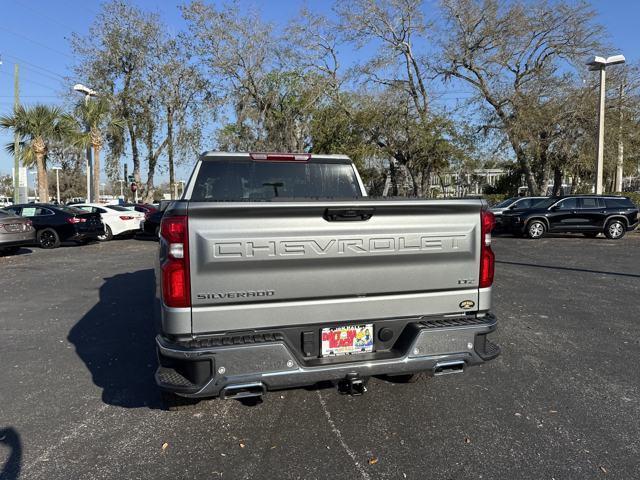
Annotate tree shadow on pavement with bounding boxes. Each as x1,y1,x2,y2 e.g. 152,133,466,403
67,269,162,409
0,427,22,480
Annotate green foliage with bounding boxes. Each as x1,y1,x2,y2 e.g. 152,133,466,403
617,192,640,207
483,168,524,196
483,194,509,206
1,104,76,162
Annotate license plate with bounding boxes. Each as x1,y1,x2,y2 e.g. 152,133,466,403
321,324,374,357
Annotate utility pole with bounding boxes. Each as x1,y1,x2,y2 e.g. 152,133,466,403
615,84,624,193
13,64,20,204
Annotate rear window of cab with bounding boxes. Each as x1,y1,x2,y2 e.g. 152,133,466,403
191,159,361,201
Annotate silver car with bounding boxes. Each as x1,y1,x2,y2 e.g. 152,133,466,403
0,208,35,254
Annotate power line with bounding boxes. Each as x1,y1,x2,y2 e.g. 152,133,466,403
0,100,62,106
16,0,78,33
2,53,67,80
0,69,61,91
0,95,61,98
0,61,63,85
0,25,74,60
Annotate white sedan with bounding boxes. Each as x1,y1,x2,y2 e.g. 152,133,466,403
74,203,144,241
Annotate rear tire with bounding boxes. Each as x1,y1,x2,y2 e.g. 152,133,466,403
604,219,626,239
98,225,113,242
37,229,60,249
526,220,546,239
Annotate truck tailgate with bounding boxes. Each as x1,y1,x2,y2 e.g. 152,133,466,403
188,200,485,334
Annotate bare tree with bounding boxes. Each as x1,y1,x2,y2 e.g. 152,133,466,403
336,0,430,121
71,1,165,187
435,0,603,194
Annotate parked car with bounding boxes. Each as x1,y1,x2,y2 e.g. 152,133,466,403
491,196,547,229
0,196,13,207
155,152,499,407
74,203,144,241
4,204,105,248
141,201,171,238
121,202,158,215
142,209,164,237
0,208,35,254
501,195,639,239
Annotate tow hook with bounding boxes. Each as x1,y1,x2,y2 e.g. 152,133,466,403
338,373,367,396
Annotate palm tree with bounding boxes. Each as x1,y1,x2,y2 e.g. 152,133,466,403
0,105,75,202
74,98,123,202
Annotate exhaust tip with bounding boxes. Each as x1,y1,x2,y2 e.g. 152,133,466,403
221,382,266,400
433,360,465,376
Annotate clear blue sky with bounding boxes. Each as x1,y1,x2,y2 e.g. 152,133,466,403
0,0,638,182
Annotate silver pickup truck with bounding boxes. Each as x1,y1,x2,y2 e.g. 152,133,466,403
155,152,499,405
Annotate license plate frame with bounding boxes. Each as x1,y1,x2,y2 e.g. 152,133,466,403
320,324,374,357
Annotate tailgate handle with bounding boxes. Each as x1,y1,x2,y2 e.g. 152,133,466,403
324,208,374,221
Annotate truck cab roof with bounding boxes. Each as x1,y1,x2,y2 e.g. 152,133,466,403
199,151,353,163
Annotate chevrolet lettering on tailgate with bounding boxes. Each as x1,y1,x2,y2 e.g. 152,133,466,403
210,233,470,261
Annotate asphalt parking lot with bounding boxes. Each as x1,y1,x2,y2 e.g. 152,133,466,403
1,233,639,480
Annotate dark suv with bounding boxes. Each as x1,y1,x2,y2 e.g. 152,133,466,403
501,195,638,239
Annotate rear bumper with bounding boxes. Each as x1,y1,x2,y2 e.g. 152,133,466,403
142,221,159,236
70,232,102,241
155,313,500,398
0,237,34,249
70,225,105,240
114,224,143,236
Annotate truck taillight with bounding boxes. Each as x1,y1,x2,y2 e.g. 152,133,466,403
160,215,191,308
479,209,495,288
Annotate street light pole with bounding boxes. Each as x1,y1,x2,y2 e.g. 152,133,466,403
28,170,37,200
73,84,98,202
615,84,625,192
13,63,21,204
587,55,625,195
595,66,606,195
52,166,61,204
